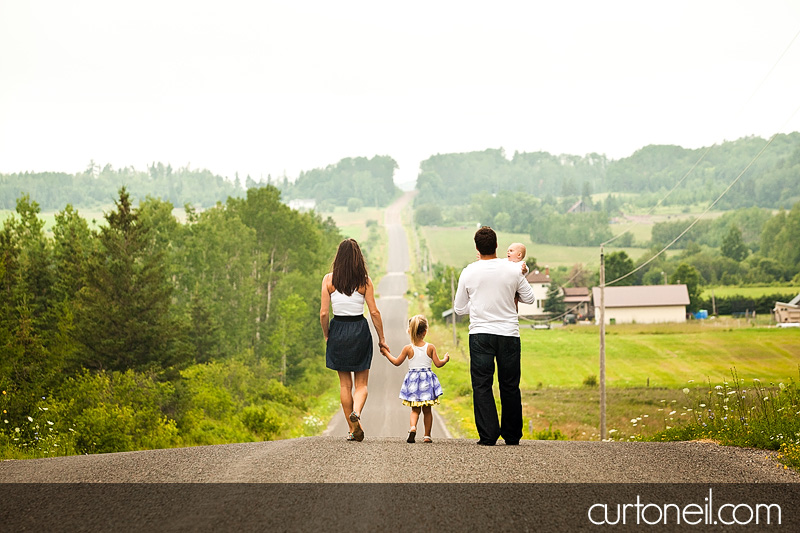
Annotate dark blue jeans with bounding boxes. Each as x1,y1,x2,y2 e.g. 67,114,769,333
469,333,522,444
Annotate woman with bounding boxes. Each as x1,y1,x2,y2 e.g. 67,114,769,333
320,238,388,441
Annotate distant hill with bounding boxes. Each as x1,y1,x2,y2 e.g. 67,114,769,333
415,133,800,210
0,162,243,210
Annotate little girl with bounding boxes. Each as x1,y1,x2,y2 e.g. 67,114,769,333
382,314,450,443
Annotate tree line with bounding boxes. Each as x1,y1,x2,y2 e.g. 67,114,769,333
415,133,800,211
1,186,342,456
278,155,400,209
0,162,243,210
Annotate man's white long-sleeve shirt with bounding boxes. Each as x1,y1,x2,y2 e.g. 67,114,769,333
453,258,535,337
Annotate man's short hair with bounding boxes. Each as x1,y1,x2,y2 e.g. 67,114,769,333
474,226,497,256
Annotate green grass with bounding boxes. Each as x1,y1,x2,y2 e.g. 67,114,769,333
427,321,800,441
419,226,674,268
701,286,800,299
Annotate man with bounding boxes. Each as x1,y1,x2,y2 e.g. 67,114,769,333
454,226,535,445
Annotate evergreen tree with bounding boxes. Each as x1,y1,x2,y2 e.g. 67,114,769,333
721,225,748,261
74,188,187,372
543,285,565,316
670,263,703,312
604,251,635,286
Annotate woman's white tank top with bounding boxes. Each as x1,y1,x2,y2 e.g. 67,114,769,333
331,289,365,316
408,343,432,370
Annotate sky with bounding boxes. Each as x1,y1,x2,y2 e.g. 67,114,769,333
2,1,800,188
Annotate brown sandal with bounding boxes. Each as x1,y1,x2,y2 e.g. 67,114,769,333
349,411,364,442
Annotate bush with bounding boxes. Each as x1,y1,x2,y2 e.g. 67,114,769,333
346,197,363,212
240,403,285,439
58,370,180,454
415,204,443,226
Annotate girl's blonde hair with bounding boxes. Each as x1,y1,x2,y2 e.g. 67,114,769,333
408,314,428,344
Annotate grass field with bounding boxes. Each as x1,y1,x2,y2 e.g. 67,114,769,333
419,226,673,268
427,320,800,440
701,286,800,299
323,206,384,243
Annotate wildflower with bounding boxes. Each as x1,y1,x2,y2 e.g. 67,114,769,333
715,385,723,390
608,429,617,434
779,383,786,390
764,397,770,401
683,388,690,394
27,416,33,422
688,380,694,383
669,411,676,415
631,419,638,424
14,427,20,433
47,421,53,426
700,403,706,407
3,420,7,424
754,378,761,382
1,390,5,395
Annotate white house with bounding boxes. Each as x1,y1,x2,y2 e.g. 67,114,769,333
592,284,690,325
287,198,316,212
774,293,800,324
518,267,552,318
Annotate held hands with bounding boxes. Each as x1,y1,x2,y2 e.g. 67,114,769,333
379,340,391,358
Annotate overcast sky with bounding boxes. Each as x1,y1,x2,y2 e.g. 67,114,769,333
2,1,800,187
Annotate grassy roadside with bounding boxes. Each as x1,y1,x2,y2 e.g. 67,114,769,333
424,321,800,441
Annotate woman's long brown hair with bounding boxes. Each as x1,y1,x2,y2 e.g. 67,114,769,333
331,238,369,296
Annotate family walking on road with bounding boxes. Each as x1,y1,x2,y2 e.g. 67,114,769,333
320,227,533,445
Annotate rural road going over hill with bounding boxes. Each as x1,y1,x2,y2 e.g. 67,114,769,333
1,192,798,531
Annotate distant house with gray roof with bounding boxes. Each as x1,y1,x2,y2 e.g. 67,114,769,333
591,285,690,325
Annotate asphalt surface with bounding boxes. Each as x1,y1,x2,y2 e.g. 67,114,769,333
2,192,798,531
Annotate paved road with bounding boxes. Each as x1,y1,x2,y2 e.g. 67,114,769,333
2,438,797,530
324,191,451,441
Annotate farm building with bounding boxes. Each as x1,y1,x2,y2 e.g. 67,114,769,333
773,294,800,324
518,267,552,318
591,284,690,325
563,287,592,319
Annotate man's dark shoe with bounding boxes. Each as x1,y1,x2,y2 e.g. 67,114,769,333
476,440,496,446
504,440,520,446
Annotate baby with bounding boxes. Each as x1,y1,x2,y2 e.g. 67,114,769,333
507,242,528,312
507,242,527,264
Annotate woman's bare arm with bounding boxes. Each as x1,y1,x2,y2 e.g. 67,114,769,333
319,273,332,341
364,277,388,352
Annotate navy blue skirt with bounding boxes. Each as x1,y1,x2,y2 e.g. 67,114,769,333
325,315,373,372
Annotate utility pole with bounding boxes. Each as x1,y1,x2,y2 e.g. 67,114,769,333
451,271,458,346
599,245,606,440
711,289,717,316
